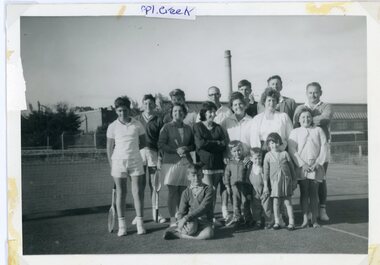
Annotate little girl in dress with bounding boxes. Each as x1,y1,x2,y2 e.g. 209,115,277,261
263,132,297,230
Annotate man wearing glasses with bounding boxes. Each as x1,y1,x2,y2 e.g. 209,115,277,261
207,86,233,125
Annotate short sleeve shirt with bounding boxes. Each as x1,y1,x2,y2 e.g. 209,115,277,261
106,118,145,159
221,114,252,154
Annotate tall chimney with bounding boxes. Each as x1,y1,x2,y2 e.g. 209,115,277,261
224,50,233,99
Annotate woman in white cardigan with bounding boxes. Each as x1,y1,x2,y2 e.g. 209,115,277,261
288,106,328,228
250,87,293,152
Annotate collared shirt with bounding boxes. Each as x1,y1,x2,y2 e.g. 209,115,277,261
190,183,205,198
305,100,323,110
106,118,145,159
221,114,252,154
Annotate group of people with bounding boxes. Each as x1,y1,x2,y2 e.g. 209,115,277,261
106,75,333,240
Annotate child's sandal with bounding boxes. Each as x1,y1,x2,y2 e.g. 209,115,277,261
272,223,281,230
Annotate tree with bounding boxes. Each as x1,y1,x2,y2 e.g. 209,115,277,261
21,103,81,149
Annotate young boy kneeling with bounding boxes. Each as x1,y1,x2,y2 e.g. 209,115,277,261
163,163,214,240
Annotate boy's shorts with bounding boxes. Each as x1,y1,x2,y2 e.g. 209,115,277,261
140,148,158,167
111,157,144,178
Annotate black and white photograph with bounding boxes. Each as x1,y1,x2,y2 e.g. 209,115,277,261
17,8,369,257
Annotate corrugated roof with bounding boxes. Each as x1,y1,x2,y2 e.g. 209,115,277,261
333,112,367,120
166,101,367,120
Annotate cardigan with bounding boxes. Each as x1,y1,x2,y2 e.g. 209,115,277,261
223,159,250,186
158,121,195,164
193,122,226,170
177,184,214,222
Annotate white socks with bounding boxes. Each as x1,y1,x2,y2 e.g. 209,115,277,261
319,206,330,221
222,205,229,219
136,216,146,235
118,217,127,237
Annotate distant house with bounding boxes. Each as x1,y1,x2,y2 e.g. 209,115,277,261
330,104,367,142
76,108,117,133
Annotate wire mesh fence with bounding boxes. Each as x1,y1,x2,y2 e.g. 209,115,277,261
22,137,368,165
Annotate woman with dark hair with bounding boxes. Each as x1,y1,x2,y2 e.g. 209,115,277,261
288,106,328,228
250,87,293,152
193,101,227,223
158,103,195,227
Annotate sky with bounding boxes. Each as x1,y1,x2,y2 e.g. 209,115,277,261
21,16,367,109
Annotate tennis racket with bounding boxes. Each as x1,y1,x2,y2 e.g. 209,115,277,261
107,187,116,233
152,170,162,223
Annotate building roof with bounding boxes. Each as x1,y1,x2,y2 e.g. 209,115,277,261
333,112,367,120
185,101,368,120
331,131,365,135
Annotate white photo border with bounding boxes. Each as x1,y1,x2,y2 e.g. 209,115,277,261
5,2,380,265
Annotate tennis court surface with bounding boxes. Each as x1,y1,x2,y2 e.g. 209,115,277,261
22,163,368,254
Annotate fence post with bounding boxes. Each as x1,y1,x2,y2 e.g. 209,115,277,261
61,132,65,157
94,131,97,149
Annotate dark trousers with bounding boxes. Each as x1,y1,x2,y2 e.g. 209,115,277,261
232,183,252,220
319,162,329,205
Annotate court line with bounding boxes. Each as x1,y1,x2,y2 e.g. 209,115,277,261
323,225,368,240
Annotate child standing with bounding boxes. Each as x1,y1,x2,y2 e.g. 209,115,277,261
223,140,253,227
106,96,147,236
249,148,273,229
263,133,297,230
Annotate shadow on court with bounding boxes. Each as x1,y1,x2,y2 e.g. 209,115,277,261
22,163,368,255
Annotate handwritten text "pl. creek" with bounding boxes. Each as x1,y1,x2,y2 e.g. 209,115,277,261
141,5,195,19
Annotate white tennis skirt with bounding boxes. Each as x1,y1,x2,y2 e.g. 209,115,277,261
162,160,190,187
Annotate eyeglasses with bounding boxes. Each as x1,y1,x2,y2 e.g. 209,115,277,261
208,93,220,97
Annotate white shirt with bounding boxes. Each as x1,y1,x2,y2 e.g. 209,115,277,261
184,111,197,128
221,114,252,153
106,118,145,159
214,105,233,125
250,112,293,150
